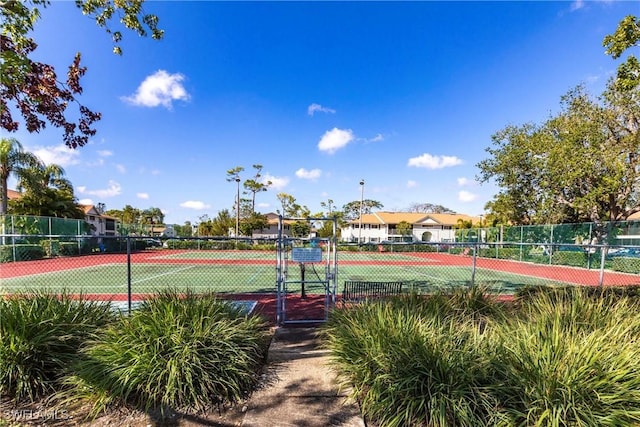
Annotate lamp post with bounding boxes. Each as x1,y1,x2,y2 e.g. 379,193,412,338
235,177,241,239
359,179,364,243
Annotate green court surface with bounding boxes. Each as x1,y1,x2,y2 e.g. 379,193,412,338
2,260,559,296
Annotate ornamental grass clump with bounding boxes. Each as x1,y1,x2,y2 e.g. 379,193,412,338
492,287,640,426
323,292,503,427
60,289,270,416
0,290,116,402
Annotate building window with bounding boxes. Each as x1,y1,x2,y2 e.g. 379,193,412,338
89,215,95,221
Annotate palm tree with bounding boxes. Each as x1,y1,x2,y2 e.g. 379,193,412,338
11,162,83,218
17,163,72,196
0,138,42,214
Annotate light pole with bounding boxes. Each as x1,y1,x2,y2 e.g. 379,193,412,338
235,177,240,239
359,179,364,243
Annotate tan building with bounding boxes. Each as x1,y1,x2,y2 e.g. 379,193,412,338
79,205,119,236
343,211,481,243
251,213,304,239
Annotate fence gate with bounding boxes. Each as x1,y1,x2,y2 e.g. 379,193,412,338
276,216,338,325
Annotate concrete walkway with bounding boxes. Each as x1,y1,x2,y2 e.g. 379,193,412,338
241,327,365,427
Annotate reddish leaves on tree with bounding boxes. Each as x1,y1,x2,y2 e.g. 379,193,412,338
0,34,101,149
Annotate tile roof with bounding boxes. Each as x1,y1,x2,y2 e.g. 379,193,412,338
350,211,479,226
7,189,22,200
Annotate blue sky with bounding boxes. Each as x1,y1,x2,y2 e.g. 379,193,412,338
7,0,640,225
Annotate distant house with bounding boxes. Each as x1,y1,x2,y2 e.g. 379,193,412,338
249,213,326,239
79,205,119,236
251,213,296,239
342,211,481,243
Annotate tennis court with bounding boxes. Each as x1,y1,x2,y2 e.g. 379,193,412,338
3,248,622,298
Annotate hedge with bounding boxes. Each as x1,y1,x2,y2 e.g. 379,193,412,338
611,257,640,274
0,244,45,263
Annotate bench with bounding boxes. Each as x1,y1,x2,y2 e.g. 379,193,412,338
341,280,404,305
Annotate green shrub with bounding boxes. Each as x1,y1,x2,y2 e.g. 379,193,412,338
551,250,586,267
0,244,44,262
60,289,270,416
611,256,640,274
40,239,61,257
322,293,504,427
478,247,520,260
0,291,115,402
59,241,79,256
324,287,640,427
162,239,243,250
492,288,640,426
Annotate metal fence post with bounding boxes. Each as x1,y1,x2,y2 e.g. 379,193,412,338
470,242,477,288
598,248,606,287
127,236,132,315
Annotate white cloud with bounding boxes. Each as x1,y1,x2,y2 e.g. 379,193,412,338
31,145,80,167
457,177,473,186
263,174,289,190
77,180,122,198
407,180,418,188
318,128,355,154
180,200,210,210
115,164,126,174
97,150,113,157
122,70,190,109
78,198,93,205
407,153,463,169
295,168,322,180
458,190,478,202
307,103,336,116
369,134,384,142
257,202,270,209
570,0,584,11
137,193,149,200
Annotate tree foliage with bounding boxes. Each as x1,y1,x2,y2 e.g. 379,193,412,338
1,0,163,148
9,162,83,218
396,220,412,236
239,211,268,237
603,15,640,91
243,164,271,212
478,83,640,225
407,203,456,214
342,199,384,221
0,137,41,214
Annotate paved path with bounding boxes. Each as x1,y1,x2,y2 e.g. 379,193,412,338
241,327,365,427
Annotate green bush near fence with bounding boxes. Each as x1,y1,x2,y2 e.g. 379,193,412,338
551,250,587,267
56,290,270,418
323,287,640,427
0,244,44,262
60,241,79,256
0,289,272,422
0,291,116,402
40,240,60,257
611,257,640,274
163,239,254,250
478,247,521,260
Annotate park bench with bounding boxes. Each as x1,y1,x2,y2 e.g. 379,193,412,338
341,280,405,305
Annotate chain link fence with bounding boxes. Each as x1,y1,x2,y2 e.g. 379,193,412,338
2,215,639,320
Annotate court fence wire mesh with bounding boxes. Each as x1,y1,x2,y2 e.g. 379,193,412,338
2,232,639,317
